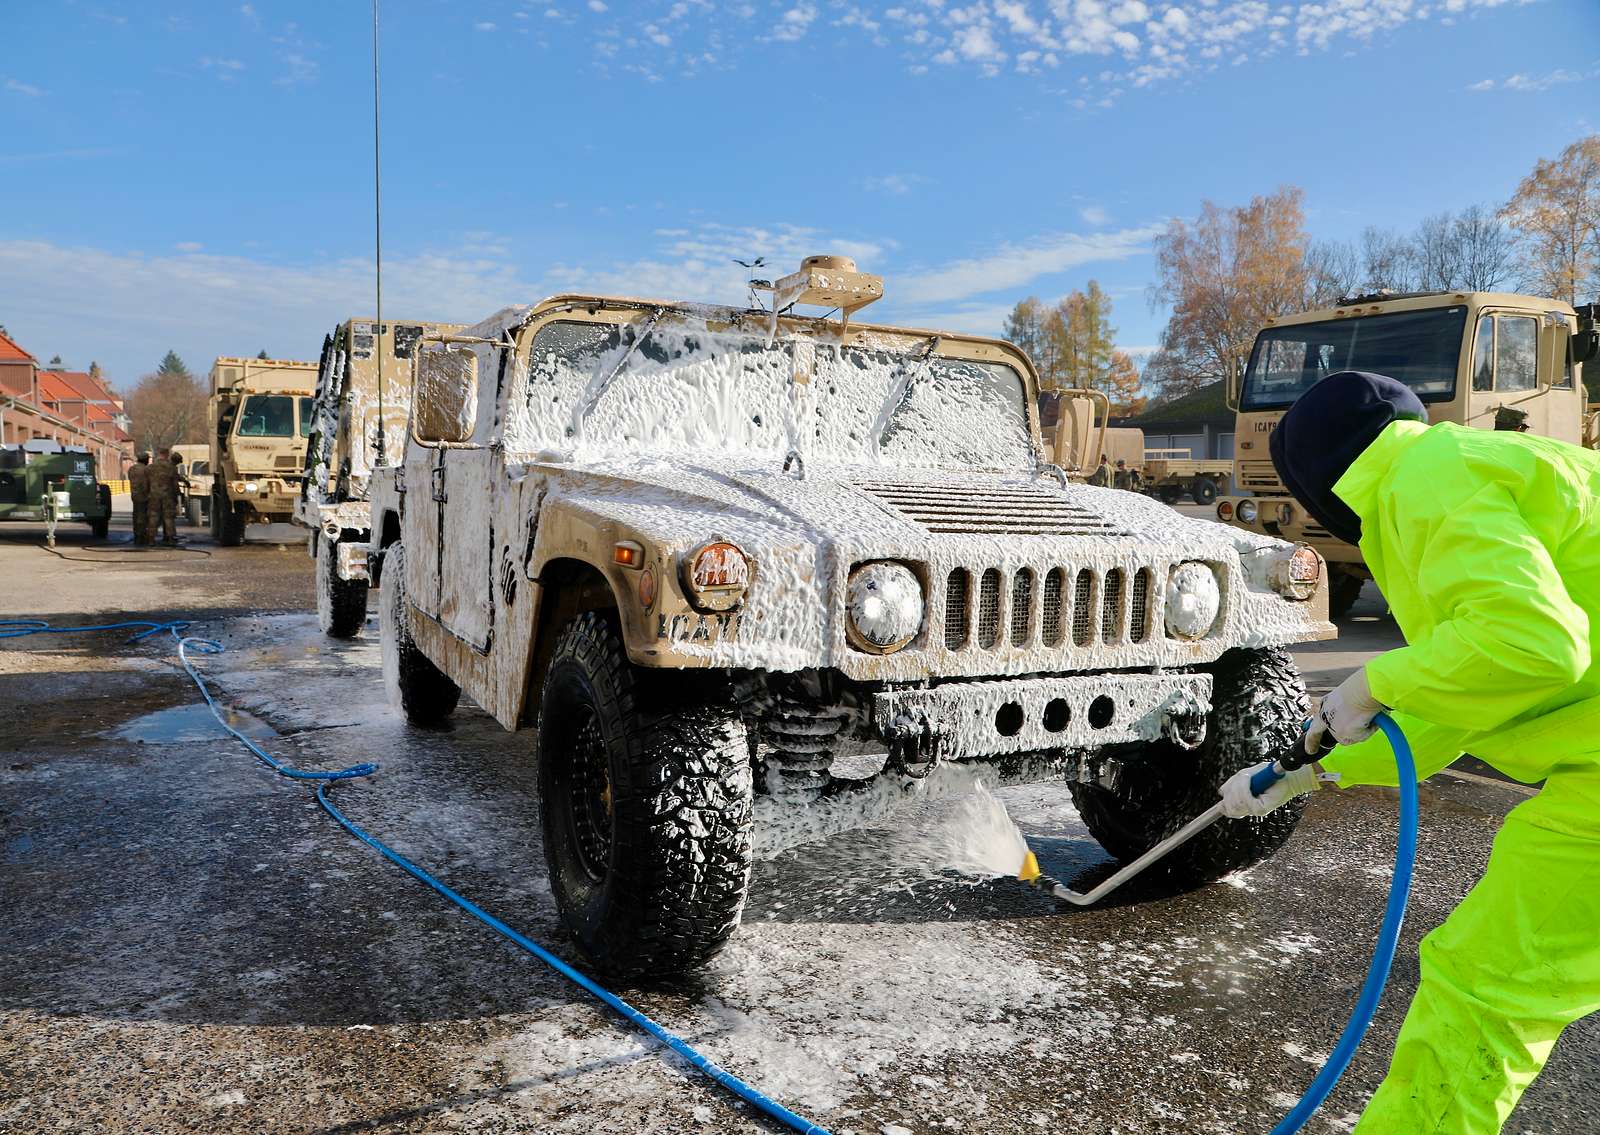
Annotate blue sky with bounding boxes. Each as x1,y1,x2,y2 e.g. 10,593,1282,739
2,0,1597,389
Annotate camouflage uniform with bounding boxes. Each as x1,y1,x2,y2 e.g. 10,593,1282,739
147,454,180,544
128,455,152,545
1113,463,1143,492
1087,460,1112,487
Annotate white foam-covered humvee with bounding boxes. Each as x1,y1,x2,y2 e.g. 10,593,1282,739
368,256,1334,978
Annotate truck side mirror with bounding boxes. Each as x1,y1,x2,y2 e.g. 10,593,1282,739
413,346,478,444
1225,358,1241,411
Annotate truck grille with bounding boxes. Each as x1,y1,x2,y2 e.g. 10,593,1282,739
857,480,1128,536
1237,460,1283,493
945,563,1158,652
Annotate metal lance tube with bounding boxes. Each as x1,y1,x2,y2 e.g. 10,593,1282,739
371,0,387,468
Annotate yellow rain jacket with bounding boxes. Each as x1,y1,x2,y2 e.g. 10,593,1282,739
1318,419,1600,1135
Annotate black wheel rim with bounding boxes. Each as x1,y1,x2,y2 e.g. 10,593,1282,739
563,709,614,884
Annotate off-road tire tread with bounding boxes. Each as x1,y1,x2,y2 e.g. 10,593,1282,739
317,536,369,639
215,488,246,547
538,612,753,980
1068,647,1310,887
381,544,460,725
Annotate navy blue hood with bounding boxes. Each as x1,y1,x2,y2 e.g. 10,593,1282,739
1269,371,1427,545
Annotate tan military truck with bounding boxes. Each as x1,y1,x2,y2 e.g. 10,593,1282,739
207,356,318,545
368,255,1334,978
1219,292,1599,618
296,318,464,637
171,443,212,525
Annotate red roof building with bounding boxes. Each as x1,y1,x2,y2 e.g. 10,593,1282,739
0,334,133,478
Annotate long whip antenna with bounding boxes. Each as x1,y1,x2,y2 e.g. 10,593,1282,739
371,0,387,467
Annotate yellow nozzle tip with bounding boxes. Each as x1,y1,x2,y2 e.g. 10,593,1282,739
1018,849,1041,883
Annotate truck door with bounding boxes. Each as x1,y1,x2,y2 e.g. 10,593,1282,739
1466,310,1579,443
405,342,494,651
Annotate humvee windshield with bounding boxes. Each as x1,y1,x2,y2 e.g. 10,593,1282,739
1242,305,1468,411
512,319,1034,469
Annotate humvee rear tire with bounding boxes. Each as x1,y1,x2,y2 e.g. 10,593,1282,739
185,498,203,526
538,612,753,979
380,543,459,725
215,488,246,547
1068,647,1310,889
317,535,369,639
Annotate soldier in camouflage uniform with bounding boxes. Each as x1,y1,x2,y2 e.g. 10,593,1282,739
147,447,183,545
128,451,153,546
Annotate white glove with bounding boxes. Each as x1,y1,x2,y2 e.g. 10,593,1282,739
1305,667,1386,756
1219,760,1320,818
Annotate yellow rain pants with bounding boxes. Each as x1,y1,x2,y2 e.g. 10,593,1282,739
1318,420,1600,1133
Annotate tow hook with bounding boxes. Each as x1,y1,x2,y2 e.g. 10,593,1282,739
884,710,940,780
1164,707,1207,750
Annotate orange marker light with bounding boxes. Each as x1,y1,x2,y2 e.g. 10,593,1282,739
614,541,644,568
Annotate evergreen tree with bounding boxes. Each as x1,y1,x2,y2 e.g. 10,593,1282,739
158,350,189,376
257,349,270,359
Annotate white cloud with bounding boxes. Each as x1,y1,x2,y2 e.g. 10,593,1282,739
588,0,608,9
174,242,205,252
1079,204,1111,225
864,173,926,195
771,3,818,41
200,56,246,76
896,223,1165,305
474,21,497,31
5,78,44,97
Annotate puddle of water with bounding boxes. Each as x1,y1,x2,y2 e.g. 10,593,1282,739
109,703,278,744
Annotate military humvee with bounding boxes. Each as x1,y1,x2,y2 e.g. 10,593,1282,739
368,256,1334,978
0,441,111,538
207,356,318,546
296,318,463,638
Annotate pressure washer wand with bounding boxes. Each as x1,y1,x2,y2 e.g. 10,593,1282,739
1019,725,1337,906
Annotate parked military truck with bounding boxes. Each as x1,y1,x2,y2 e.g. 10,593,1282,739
171,443,212,526
296,318,463,637
0,440,111,538
366,255,1334,979
1219,291,1598,619
207,356,318,546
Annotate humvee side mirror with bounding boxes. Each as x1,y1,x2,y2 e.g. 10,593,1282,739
414,346,478,444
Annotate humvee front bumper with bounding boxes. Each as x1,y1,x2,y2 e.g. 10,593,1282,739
873,671,1213,762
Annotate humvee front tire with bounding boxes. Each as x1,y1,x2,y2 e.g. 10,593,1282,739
538,612,753,979
316,535,369,639
1068,647,1310,888
380,543,460,725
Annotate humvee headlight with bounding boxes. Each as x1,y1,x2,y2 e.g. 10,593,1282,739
682,541,752,612
1236,499,1258,524
1266,543,1321,601
1165,562,1221,640
845,561,923,654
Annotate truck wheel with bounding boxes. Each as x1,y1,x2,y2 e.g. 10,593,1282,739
1190,478,1217,505
316,535,369,639
1068,647,1310,888
216,489,246,547
538,612,753,979
379,543,460,726
1328,571,1364,621
185,498,202,526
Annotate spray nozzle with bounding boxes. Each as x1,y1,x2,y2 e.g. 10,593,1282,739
1018,849,1042,883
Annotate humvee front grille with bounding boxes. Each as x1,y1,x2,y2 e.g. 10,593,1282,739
942,562,1159,655
856,480,1127,536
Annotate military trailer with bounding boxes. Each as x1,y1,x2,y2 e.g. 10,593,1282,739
1219,291,1599,618
0,441,111,538
171,443,212,526
367,255,1335,978
296,318,464,638
207,356,318,546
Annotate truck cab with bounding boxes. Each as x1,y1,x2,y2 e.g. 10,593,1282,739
207,356,318,545
1219,291,1597,617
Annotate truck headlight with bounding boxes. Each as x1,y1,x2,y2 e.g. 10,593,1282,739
845,561,924,653
244,481,259,494
1236,499,1258,524
681,541,752,612
1165,562,1221,640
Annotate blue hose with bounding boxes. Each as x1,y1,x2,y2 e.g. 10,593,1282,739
1267,712,1418,1135
3,618,832,1135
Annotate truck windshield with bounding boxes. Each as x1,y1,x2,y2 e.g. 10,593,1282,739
511,318,1034,470
298,397,315,437
237,395,296,437
1242,305,1468,410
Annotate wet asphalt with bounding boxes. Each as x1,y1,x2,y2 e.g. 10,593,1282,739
2,514,1597,1134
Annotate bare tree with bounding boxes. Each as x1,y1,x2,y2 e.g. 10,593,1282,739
127,370,208,452
1305,239,1362,306
1500,134,1600,303
1149,186,1311,399
1452,205,1516,291
1413,213,1464,291
1359,227,1418,293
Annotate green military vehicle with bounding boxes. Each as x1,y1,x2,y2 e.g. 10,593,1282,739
0,441,112,538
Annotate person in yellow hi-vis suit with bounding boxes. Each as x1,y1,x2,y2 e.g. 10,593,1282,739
1217,370,1600,1134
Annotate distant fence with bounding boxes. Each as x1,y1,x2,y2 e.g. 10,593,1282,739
104,480,130,495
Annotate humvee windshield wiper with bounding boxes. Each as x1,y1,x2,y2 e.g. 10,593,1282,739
875,334,941,448
567,307,665,437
